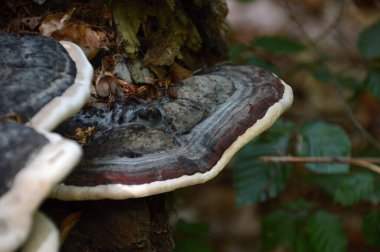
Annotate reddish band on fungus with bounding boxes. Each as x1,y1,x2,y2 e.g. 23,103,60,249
52,65,293,200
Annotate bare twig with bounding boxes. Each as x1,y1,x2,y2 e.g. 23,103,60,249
261,156,380,174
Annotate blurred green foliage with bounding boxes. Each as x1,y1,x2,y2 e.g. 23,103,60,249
362,211,380,248
229,18,380,252
233,121,293,205
251,36,306,54
176,13,380,252
261,203,347,252
174,219,213,252
297,122,351,173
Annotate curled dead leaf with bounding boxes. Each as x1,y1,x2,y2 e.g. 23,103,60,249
171,62,192,83
51,22,107,60
39,8,75,36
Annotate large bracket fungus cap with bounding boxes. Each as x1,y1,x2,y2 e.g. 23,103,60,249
0,121,82,252
51,65,293,201
0,33,93,131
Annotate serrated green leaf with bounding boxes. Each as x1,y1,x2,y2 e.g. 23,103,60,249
261,210,299,251
297,122,351,173
334,173,374,206
362,211,380,248
307,211,347,252
312,173,375,206
262,206,315,252
251,36,306,54
365,69,380,100
358,20,380,60
233,121,292,205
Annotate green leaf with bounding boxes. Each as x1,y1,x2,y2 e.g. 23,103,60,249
312,173,375,206
358,20,380,60
245,55,281,76
297,122,351,173
251,36,306,54
228,43,248,60
307,211,347,252
362,211,380,248
261,210,299,251
365,174,380,204
261,204,314,252
365,69,380,100
334,173,374,205
233,121,293,205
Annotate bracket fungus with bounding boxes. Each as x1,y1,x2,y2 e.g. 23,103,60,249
0,121,82,252
0,32,93,131
0,32,93,251
52,65,293,201
20,212,59,252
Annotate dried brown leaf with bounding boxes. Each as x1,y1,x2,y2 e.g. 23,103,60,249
39,8,75,36
171,62,192,83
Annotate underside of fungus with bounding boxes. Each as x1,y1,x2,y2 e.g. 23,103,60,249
51,65,293,201
0,33,93,131
0,121,82,252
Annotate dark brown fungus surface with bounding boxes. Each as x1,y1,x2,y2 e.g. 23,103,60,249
51,65,293,201
0,122,49,196
0,32,93,131
0,121,82,252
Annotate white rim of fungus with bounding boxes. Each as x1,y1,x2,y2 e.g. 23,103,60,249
20,212,59,252
51,78,293,201
0,129,82,252
29,41,93,132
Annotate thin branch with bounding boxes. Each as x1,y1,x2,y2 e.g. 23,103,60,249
260,156,380,174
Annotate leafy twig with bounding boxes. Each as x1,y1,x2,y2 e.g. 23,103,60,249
261,156,380,174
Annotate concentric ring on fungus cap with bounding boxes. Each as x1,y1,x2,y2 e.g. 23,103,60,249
51,65,293,201
0,33,93,131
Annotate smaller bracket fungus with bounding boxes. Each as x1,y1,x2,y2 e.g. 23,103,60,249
0,32,93,131
0,121,82,252
51,65,293,201
20,212,59,252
